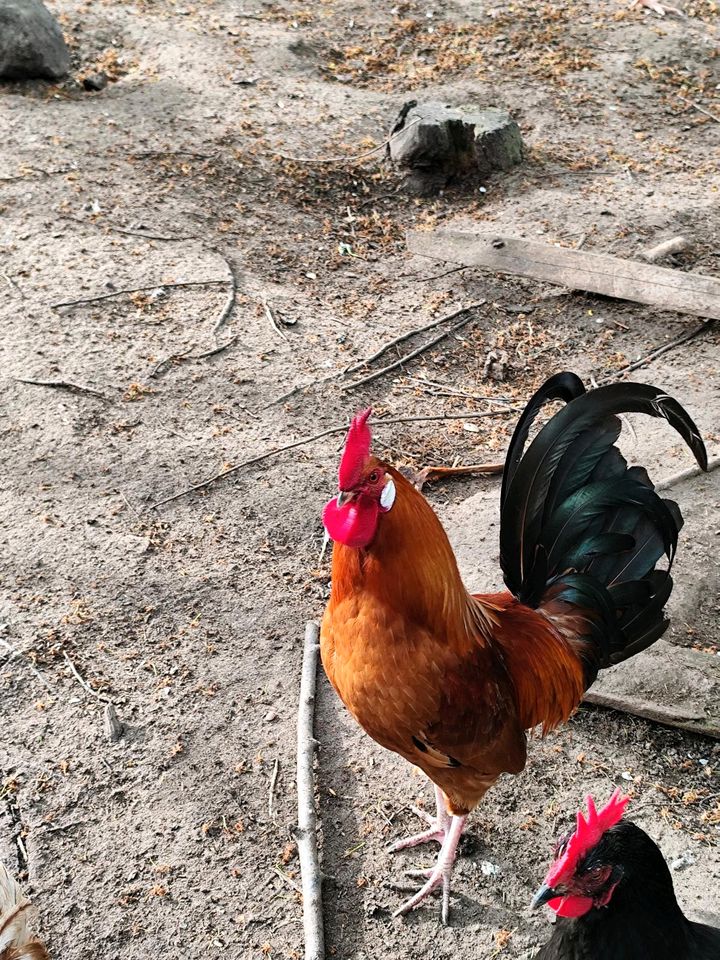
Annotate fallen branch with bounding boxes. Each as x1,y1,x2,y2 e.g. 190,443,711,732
52,278,231,310
344,300,487,375
342,310,483,391
15,377,112,402
275,117,420,165
296,622,324,960
150,409,518,509
599,320,714,382
641,236,689,263
63,652,113,704
212,254,239,336
415,462,504,489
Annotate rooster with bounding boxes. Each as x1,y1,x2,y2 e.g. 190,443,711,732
532,790,720,959
320,372,707,921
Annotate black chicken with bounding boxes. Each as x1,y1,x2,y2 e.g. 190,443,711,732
532,791,720,959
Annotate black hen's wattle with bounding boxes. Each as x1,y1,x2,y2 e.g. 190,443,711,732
499,375,707,685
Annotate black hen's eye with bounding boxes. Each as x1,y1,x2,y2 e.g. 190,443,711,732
368,470,380,484
554,834,570,858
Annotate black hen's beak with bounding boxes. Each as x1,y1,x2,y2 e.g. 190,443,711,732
336,491,353,507
531,883,558,910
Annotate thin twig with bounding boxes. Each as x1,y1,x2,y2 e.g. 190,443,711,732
264,371,343,408
63,652,113,704
150,348,195,379
599,320,714,382
109,225,196,241
409,265,471,283
343,312,483,391
15,377,112,402
268,759,280,818
52,279,231,310
271,865,303,895
655,456,720,492
275,116,421,165
404,375,514,404
131,149,217,159
150,337,238,379
212,254,239,336
150,409,517,509
296,622,325,960
264,298,289,342
0,638,54,690
1,271,24,297
676,95,720,124
345,301,486,376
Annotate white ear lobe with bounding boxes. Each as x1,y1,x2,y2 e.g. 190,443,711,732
380,476,396,512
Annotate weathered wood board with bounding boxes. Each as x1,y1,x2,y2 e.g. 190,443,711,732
406,229,720,320
583,640,720,739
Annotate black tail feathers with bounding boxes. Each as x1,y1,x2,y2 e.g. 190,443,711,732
500,374,707,683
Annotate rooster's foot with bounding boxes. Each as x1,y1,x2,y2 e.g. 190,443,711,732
392,814,466,924
388,785,450,851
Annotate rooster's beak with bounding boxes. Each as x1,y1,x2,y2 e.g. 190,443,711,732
531,883,558,910
336,491,353,508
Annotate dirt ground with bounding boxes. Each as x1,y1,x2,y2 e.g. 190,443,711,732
1,0,719,957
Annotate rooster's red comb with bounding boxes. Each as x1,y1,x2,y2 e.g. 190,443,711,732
338,408,372,490
547,789,629,886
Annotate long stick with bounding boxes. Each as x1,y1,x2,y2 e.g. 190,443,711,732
297,622,324,960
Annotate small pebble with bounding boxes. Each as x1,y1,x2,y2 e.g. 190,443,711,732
82,71,108,91
671,852,695,872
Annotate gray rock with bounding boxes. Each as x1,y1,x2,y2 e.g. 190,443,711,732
388,100,524,195
0,0,70,81
82,70,108,91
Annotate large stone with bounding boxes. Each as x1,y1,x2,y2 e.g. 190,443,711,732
388,100,524,195
0,0,70,81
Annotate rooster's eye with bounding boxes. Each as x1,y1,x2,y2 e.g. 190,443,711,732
368,470,380,484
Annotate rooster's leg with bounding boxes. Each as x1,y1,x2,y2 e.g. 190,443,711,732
393,814,466,923
388,783,450,851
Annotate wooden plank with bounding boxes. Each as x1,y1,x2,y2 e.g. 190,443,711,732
406,229,720,320
583,640,720,739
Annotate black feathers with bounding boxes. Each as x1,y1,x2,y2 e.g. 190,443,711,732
500,374,707,682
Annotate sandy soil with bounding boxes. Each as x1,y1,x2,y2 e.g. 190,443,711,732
1,0,719,958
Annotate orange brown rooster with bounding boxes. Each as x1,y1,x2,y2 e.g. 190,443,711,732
320,372,707,922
